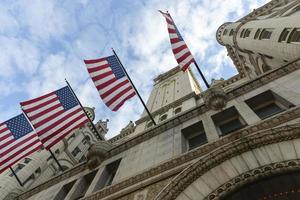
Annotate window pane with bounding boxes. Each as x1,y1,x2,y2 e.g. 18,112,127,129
254,29,261,39
279,28,291,42
289,28,300,42
223,29,228,35
240,29,245,37
243,29,252,38
188,134,207,150
219,118,243,135
255,103,283,119
229,29,234,36
260,29,273,40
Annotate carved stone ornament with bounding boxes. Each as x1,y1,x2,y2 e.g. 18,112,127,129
87,140,114,170
203,79,227,110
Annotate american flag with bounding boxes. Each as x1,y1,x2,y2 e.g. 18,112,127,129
84,55,136,111
160,11,195,71
20,86,89,150
0,114,42,173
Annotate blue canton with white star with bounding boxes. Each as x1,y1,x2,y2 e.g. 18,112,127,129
5,114,33,140
106,55,126,79
55,86,79,110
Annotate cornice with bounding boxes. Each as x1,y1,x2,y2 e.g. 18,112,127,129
18,163,86,200
135,92,197,125
17,106,300,200
153,66,181,84
155,123,300,200
236,0,282,22
112,61,299,153
17,61,300,200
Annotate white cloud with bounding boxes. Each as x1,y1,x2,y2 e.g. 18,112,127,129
0,0,269,138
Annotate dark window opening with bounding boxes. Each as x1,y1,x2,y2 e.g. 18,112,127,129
288,28,300,43
146,121,154,129
240,29,245,37
182,121,207,152
92,159,121,193
243,29,252,38
212,107,246,136
254,28,261,39
174,107,182,114
66,170,97,200
160,114,167,122
82,136,91,145
245,90,294,119
223,29,228,35
259,28,274,40
54,180,76,200
229,29,234,36
71,147,81,157
279,28,292,42
24,158,32,164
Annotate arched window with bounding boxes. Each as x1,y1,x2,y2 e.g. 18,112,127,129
160,114,168,122
146,121,154,129
174,107,182,115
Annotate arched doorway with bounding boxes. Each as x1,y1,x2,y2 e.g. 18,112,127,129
224,171,300,200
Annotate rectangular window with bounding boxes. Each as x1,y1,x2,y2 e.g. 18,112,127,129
71,147,81,157
229,29,234,36
259,28,274,40
212,107,246,136
66,171,97,200
245,90,294,119
54,180,76,200
92,159,122,193
279,28,292,42
182,122,207,152
289,28,300,43
254,29,261,39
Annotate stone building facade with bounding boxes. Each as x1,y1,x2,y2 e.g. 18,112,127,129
0,108,108,200
13,0,300,199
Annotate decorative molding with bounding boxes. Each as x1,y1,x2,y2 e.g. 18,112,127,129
206,159,300,200
87,141,114,170
18,163,87,200
203,83,227,110
109,121,136,143
17,106,300,200
155,124,300,200
216,22,232,46
135,92,197,125
153,66,181,84
113,61,299,155
17,62,300,200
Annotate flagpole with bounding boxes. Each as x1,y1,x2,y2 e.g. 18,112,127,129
193,61,210,88
49,149,64,171
20,109,64,172
65,79,104,140
112,48,157,126
163,11,210,89
9,167,23,187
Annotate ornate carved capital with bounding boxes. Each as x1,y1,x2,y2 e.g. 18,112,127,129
87,141,114,170
203,81,227,110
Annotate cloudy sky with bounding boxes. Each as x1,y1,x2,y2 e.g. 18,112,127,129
0,0,268,138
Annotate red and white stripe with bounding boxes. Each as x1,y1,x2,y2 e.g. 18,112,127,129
20,92,89,149
84,58,136,111
0,123,42,173
160,11,194,71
